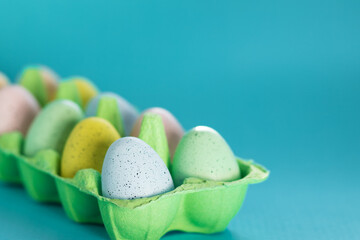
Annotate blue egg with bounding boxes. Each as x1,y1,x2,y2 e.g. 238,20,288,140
102,137,174,200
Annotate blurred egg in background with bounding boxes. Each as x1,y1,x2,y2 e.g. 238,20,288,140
0,86,40,135
131,107,184,160
18,65,59,106
0,72,9,89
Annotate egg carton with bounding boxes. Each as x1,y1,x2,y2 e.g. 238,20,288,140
0,132,269,240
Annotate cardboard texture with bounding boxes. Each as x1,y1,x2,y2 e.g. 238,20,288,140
0,132,269,240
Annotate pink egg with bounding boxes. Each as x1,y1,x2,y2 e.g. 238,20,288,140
131,107,184,160
0,86,40,135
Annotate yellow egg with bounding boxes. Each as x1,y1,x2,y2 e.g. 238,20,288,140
74,78,98,108
56,77,98,110
61,117,120,178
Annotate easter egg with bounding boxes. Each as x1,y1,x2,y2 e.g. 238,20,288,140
56,77,98,109
90,96,124,135
24,100,83,157
18,65,59,106
172,126,241,186
138,113,170,167
0,72,9,89
102,137,174,200
131,107,184,159
61,117,120,178
86,93,139,136
0,86,40,135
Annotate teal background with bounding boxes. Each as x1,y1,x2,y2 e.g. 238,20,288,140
0,0,359,239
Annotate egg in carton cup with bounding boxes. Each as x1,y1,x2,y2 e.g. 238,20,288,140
18,65,59,107
0,66,98,183
0,134,268,239
0,92,269,239
55,76,99,110
0,83,41,183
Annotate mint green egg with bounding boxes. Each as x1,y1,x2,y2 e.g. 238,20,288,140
172,126,241,186
24,100,83,157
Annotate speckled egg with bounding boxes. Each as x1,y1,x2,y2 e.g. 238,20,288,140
0,72,9,89
24,100,83,157
56,77,98,109
172,126,241,186
131,107,184,159
86,93,139,136
102,137,174,200
61,117,120,178
18,65,59,106
0,86,40,135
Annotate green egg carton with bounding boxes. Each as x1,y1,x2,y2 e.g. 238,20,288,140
55,169,104,224
20,150,103,224
0,132,23,184
17,153,60,203
0,132,269,240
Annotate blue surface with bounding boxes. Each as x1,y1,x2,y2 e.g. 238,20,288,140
0,0,360,239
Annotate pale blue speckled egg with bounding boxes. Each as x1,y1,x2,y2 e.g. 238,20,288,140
101,137,174,200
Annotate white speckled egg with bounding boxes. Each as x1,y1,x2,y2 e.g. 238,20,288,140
86,93,139,136
102,137,174,200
